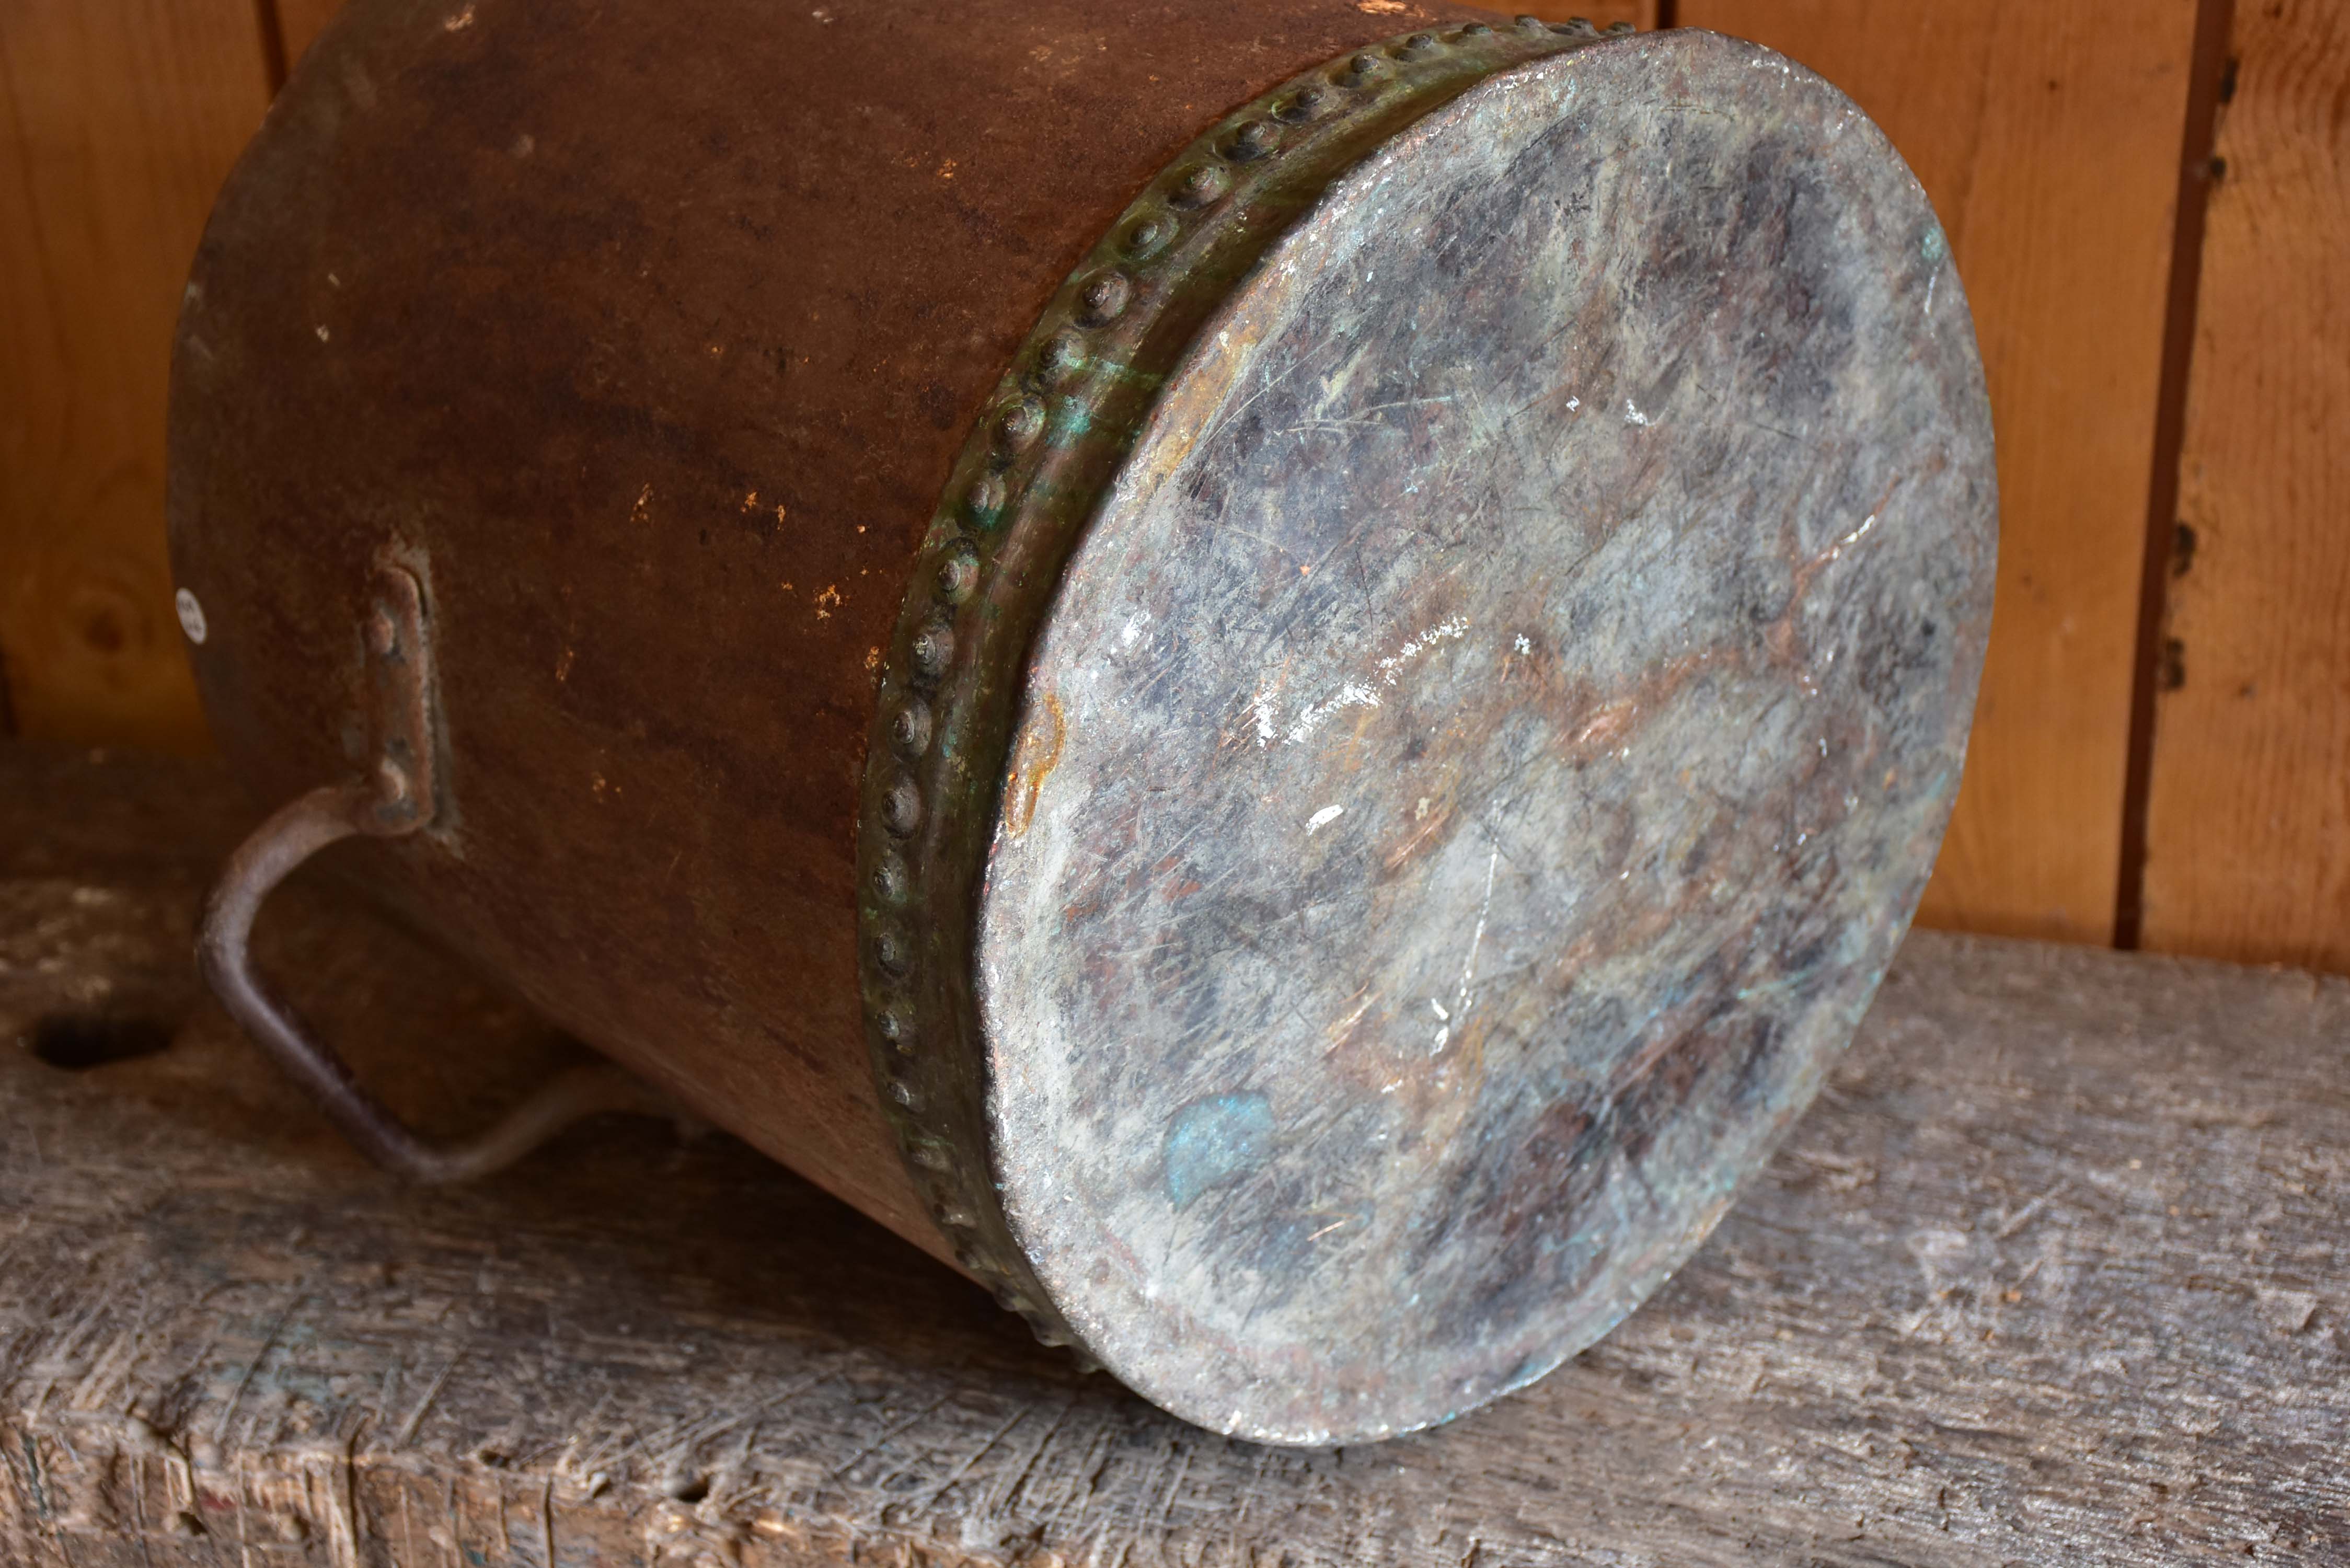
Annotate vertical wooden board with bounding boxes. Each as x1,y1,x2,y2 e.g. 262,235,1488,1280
273,0,342,68
1676,0,2201,944
0,0,270,750
2143,2,2350,969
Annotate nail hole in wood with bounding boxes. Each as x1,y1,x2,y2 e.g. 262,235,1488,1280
28,1013,173,1071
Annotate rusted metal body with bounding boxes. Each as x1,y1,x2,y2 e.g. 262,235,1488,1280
168,0,1995,1443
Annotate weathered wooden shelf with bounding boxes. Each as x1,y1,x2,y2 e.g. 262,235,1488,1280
2,745,2344,1565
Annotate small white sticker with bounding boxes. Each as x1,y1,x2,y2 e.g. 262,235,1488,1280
174,588,208,645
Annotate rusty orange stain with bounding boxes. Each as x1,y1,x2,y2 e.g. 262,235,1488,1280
1322,986,1375,1056
1572,698,1639,750
1003,691,1066,838
1381,795,1453,871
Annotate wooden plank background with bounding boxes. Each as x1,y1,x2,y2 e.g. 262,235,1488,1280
2142,0,2350,970
272,0,342,65
6,0,2343,973
0,0,269,752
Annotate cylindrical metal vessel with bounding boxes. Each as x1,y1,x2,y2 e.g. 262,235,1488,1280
169,0,1996,1443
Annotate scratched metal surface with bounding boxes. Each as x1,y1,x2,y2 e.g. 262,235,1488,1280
854,17,1630,1373
980,34,1997,1443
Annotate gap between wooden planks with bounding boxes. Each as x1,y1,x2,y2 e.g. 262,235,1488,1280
2142,0,2350,970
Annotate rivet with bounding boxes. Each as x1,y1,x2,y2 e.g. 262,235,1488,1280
965,472,1007,525
1608,19,1637,31
877,1005,911,1048
909,616,954,682
375,757,411,805
1077,271,1132,326
1340,51,1387,84
1026,1317,1072,1349
1170,164,1228,208
1457,21,1494,37
1273,84,1329,123
872,850,909,903
992,1286,1030,1313
1032,329,1088,388
889,1077,920,1109
1395,31,1439,58
366,604,400,658
889,696,932,756
936,544,981,604
1223,119,1278,162
1123,213,1174,259
936,1205,976,1230
953,1245,984,1271
993,397,1046,458
1551,16,1596,33
875,927,913,976
1515,14,1549,31
881,776,923,837
912,1143,953,1171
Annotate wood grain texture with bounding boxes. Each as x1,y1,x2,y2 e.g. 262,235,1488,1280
2141,1,2350,970
2,745,2343,1565
1677,1,2203,946
0,0,269,751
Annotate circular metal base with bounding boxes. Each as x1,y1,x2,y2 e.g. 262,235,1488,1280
856,15,1623,1366
976,31,1995,1443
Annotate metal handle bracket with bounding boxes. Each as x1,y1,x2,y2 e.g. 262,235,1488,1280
198,559,651,1183
360,560,439,834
